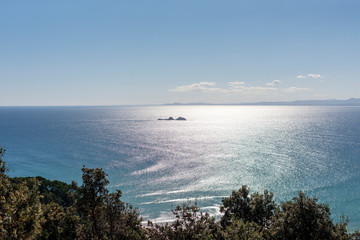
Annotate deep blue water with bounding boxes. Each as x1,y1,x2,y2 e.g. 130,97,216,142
1,106,360,230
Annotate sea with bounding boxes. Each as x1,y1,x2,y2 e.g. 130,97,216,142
0,105,360,230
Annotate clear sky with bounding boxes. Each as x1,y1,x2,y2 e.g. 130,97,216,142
1,0,359,106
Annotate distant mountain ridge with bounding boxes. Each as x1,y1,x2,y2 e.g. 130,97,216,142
165,98,360,106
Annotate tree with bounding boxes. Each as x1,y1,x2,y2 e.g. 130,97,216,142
11,176,74,207
75,166,144,240
0,146,43,240
75,167,109,239
104,189,143,240
36,203,80,240
271,191,350,240
222,219,270,240
220,185,277,228
147,201,222,240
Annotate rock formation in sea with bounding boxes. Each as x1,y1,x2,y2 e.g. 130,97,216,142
158,116,186,121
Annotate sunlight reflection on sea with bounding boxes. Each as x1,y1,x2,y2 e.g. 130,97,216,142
1,106,360,230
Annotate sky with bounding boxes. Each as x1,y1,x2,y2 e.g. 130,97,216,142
1,0,359,106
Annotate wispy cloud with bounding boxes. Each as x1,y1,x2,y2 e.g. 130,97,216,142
284,87,310,93
170,81,278,94
169,80,286,94
228,86,278,93
169,82,221,92
308,73,323,79
170,80,310,95
266,80,281,86
228,81,245,87
296,73,324,79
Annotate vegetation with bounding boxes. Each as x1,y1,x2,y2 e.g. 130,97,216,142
0,146,359,239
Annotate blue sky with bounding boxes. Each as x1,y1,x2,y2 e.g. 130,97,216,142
1,0,359,105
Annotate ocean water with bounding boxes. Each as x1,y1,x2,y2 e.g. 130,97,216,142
1,106,360,230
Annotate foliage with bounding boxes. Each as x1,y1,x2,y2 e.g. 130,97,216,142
10,176,74,207
222,219,270,240
147,201,222,240
75,167,144,240
220,185,277,228
0,147,144,240
0,146,358,239
271,191,351,240
104,190,144,240
36,203,80,240
0,147,43,239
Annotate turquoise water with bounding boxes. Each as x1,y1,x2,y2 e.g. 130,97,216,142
1,106,360,230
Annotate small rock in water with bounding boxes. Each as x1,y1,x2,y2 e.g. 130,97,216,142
176,117,186,121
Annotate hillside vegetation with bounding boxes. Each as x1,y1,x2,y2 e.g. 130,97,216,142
1,147,359,240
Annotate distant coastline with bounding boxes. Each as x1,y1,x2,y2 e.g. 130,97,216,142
2,98,360,108
165,98,360,106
